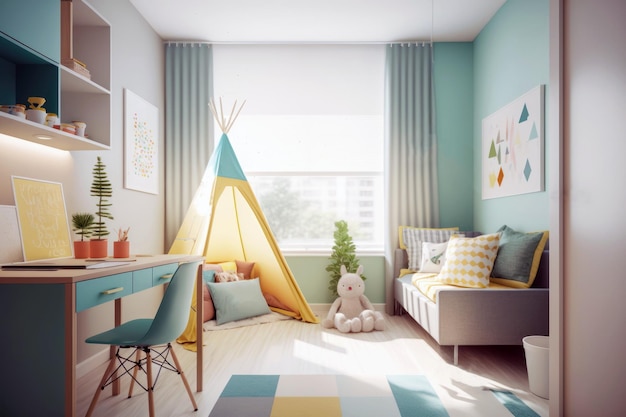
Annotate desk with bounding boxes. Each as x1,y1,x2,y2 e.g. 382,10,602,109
0,254,204,417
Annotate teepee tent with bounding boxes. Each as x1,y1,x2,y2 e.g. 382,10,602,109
170,99,318,348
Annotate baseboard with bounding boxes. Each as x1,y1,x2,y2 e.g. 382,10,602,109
309,303,386,315
76,347,109,379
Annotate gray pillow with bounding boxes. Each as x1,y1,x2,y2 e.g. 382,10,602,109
491,225,548,288
207,278,271,325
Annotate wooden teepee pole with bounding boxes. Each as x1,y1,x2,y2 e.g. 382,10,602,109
208,99,222,130
208,97,246,134
224,100,246,133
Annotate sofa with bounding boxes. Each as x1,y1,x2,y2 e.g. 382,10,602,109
393,227,549,365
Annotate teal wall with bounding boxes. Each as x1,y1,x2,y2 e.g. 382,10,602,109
434,42,474,231
473,0,550,233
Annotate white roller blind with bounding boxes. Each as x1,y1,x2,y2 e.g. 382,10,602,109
213,44,384,115
212,44,385,251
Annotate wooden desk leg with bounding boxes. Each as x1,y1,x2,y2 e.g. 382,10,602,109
196,264,203,392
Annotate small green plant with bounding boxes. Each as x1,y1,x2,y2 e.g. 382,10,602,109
90,156,114,239
71,212,94,241
325,220,365,297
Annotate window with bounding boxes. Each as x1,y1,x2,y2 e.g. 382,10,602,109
213,44,384,252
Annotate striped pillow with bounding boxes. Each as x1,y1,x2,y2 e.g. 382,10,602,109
400,227,459,271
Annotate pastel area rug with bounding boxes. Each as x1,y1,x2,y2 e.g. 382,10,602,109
208,374,541,417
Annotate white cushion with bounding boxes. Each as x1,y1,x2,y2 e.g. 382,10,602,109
401,227,459,271
419,241,448,273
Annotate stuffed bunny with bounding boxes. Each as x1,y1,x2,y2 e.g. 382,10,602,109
322,265,385,333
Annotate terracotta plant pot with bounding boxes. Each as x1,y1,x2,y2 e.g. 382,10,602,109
90,239,108,258
74,241,90,259
113,241,130,258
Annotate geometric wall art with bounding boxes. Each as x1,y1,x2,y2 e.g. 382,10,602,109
124,88,159,194
482,85,544,199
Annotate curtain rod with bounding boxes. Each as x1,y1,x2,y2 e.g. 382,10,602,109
164,40,433,46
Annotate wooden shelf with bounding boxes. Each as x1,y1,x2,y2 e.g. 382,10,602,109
60,66,109,95
0,112,108,151
0,0,111,152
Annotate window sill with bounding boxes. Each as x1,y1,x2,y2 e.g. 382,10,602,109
281,248,385,257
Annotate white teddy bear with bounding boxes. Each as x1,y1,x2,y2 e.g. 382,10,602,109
322,265,385,333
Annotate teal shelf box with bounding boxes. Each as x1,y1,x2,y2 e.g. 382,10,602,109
0,0,60,63
0,32,60,114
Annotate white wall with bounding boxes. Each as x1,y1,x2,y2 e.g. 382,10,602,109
559,0,626,414
0,0,166,365
73,0,166,364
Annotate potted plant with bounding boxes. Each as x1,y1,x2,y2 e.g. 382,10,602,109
71,212,94,259
113,227,130,258
89,156,114,258
325,220,366,297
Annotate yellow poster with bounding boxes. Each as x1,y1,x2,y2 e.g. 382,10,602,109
11,176,72,261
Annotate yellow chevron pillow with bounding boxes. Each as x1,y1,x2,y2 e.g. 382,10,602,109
437,233,500,288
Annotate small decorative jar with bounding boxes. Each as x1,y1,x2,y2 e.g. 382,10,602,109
27,96,46,109
73,121,87,136
46,113,60,127
1,104,26,118
26,108,47,124
60,123,76,134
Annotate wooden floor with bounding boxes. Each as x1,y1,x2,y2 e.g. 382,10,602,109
76,309,549,416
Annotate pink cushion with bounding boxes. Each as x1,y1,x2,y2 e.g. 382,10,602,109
202,283,215,322
236,260,256,279
201,263,223,322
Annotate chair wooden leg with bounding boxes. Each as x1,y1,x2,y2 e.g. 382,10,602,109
85,357,117,417
169,344,199,411
145,349,155,417
128,349,142,398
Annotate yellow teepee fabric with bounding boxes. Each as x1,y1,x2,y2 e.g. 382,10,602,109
171,133,319,350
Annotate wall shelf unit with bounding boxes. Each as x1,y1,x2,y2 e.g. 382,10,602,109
0,112,106,151
0,0,111,151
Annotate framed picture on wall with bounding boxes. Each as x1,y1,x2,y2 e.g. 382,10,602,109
481,85,544,200
124,88,159,194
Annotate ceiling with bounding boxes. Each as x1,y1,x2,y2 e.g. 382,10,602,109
129,0,507,43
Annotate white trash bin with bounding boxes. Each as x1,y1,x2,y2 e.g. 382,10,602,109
523,335,549,399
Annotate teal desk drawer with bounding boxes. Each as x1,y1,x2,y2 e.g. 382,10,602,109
76,272,133,312
152,263,179,286
133,269,153,292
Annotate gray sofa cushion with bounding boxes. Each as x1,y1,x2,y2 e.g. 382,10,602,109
491,225,549,288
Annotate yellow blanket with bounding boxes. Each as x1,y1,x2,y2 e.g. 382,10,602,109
411,273,511,303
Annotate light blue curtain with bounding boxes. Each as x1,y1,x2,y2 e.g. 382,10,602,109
164,43,213,249
384,43,438,313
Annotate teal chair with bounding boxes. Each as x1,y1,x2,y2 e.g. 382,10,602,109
85,261,202,417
